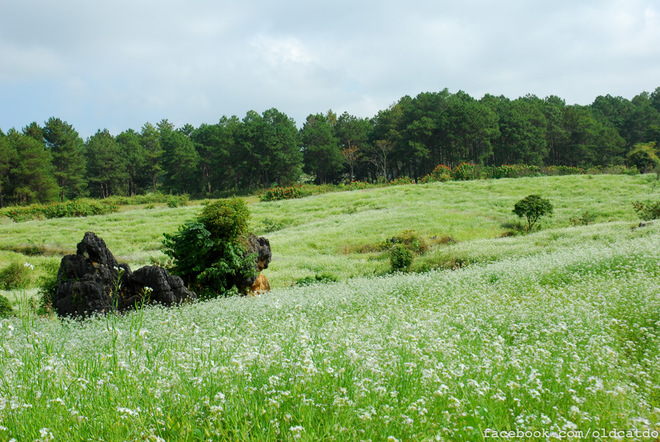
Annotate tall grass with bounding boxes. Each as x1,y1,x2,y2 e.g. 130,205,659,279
0,174,658,288
0,223,658,440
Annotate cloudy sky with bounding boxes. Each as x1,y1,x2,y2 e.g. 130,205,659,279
1,0,659,138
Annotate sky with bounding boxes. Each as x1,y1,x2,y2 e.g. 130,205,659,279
1,0,659,139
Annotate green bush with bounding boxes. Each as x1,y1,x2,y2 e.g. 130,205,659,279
389,176,414,185
0,261,32,290
163,198,257,299
260,186,308,202
0,199,119,222
570,211,596,226
294,272,339,286
513,195,554,232
626,142,659,173
633,200,660,221
390,244,414,272
382,230,429,255
0,295,13,318
451,163,478,181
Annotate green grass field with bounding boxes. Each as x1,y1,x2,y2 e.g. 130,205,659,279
0,174,659,440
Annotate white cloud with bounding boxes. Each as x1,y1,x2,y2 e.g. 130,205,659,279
0,0,658,136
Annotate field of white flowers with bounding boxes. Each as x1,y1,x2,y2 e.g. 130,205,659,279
1,221,659,440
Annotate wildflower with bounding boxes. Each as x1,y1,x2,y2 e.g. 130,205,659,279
24,262,34,270
39,428,54,440
290,425,305,439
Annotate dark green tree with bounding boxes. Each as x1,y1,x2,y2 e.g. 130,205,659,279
140,122,163,192
301,111,344,184
116,129,150,196
85,129,129,198
0,130,16,208
513,194,554,232
43,117,87,200
487,95,548,165
6,129,59,205
160,123,201,195
335,112,372,180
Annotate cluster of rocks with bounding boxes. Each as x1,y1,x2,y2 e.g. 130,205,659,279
53,232,197,317
53,231,272,318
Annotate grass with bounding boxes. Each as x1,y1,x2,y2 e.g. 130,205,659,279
0,173,659,439
0,222,658,440
0,174,658,288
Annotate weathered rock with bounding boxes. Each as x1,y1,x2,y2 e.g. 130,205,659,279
249,274,271,295
53,232,196,318
247,234,272,272
236,234,272,294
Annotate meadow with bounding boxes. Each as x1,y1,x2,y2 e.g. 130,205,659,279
0,173,659,440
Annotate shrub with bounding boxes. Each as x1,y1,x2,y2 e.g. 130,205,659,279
430,164,453,182
390,244,414,272
383,230,429,255
513,195,554,232
0,295,13,318
341,181,369,191
163,198,257,298
199,198,250,241
0,262,32,290
570,211,596,226
626,142,659,173
451,163,478,181
260,186,307,202
389,176,414,185
633,200,660,221
294,272,339,286
0,199,119,222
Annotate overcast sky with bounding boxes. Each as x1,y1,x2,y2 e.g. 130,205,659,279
1,0,659,138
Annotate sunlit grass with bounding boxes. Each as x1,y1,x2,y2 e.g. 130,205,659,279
0,222,658,440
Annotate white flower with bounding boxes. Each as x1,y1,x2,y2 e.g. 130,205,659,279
24,262,34,270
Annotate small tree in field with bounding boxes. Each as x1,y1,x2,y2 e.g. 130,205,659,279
513,194,553,232
163,198,257,298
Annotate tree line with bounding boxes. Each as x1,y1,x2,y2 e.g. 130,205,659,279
1,87,659,207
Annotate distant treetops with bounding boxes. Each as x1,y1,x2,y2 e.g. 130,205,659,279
1,87,659,207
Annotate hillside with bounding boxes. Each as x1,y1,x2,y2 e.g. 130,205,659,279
0,173,658,439
1,173,658,290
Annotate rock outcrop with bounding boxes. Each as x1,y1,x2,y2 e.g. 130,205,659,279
239,234,272,294
53,232,196,318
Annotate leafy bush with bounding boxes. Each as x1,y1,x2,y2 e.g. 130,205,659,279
626,142,659,173
261,217,293,233
633,200,660,221
0,199,119,222
390,244,414,272
0,262,32,290
163,198,257,299
513,195,554,232
382,230,429,255
570,211,596,226
427,164,453,182
0,295,13,318
165,194,189,208
260,186,308,202
541,165,584,176
451,163,478,181
340,181,370,191
389,176,414,185
294,272,339,286
488,164,541,179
